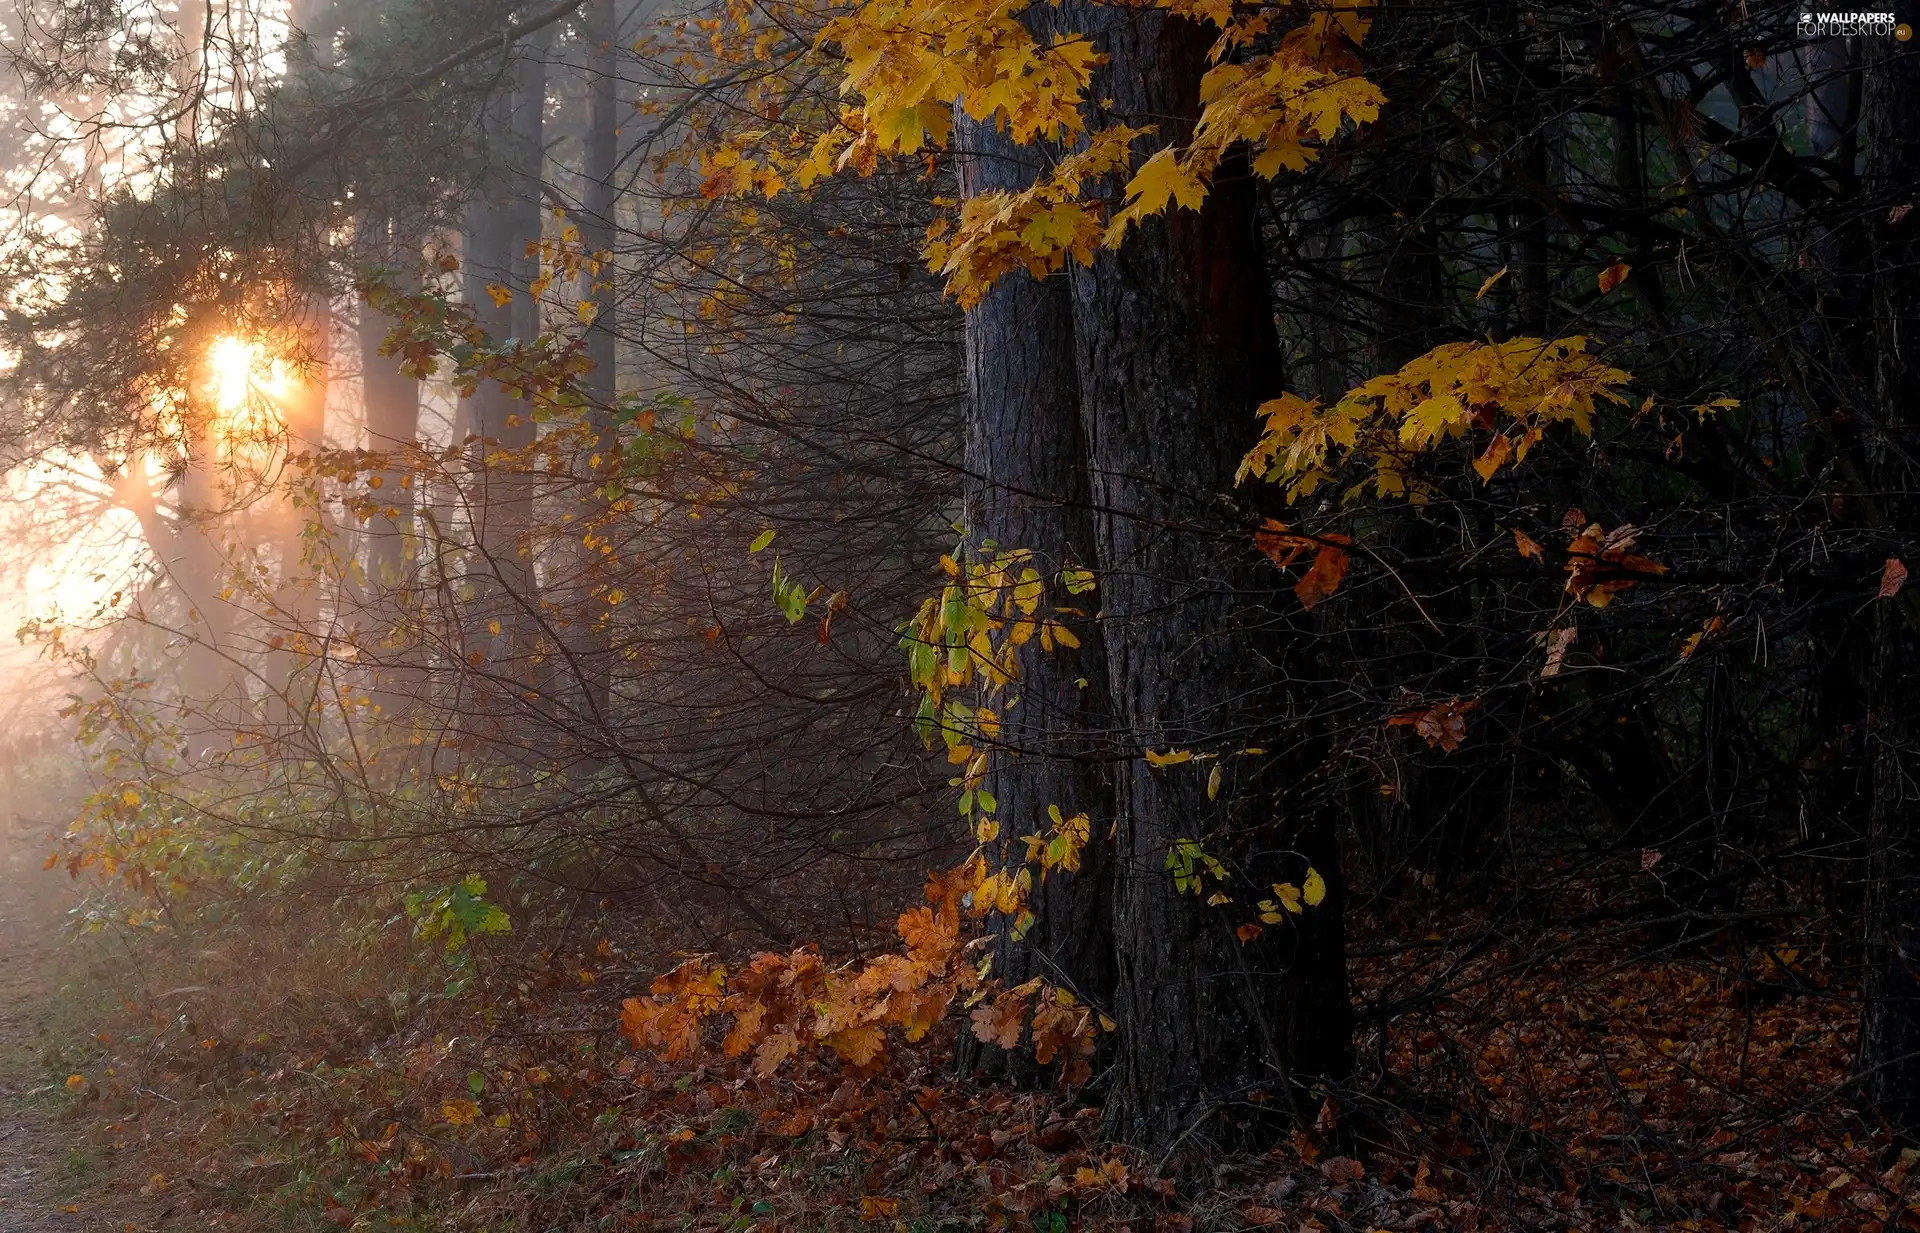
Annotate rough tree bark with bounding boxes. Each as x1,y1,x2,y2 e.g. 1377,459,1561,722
1062,3,1353,1151
950,108,1117,1082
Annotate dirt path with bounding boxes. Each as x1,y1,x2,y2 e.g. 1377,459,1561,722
0,819,88,1230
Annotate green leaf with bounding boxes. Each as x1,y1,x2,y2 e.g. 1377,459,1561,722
749,529,776,554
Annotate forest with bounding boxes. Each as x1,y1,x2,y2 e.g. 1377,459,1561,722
0,0,1914,1229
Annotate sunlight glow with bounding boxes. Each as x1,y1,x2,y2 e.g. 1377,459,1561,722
201,333,295,446
207,334,262,413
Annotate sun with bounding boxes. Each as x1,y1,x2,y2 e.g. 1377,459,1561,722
206,334,262,413
201,333,294,444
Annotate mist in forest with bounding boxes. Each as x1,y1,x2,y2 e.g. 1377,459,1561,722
0,1,1915,1228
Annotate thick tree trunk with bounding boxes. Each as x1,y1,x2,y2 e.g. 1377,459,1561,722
950,109,1117,1081
1062,4,1352,1150
1856,36,1920,1139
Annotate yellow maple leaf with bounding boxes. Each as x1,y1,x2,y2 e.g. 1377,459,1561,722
1105,147,1210,245
484,283,513,308
1473,433,1514,483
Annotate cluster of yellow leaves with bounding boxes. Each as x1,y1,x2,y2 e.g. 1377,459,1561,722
923,1,1383,303
620,863,1105,1083
902,546,1084,770
1105,14,1385,245
691,0,1384,307
924,126,1140,307
1237,337,1634,503
897,548,1100,935
694,0,1099,205
824,0,1100,155
527,210,612,320
1255,867,1326,923
699,140,797,200
968,801,1093,933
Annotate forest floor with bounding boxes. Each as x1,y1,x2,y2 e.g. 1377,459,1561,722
0,816,138,1231
0,818,1910,1233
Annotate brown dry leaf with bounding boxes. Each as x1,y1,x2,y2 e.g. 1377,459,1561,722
1321,1155,1365,1184
1387,698,1477,752
1565,522,1666,608
1541,626,1576,678
1512,527,1545,561
859,1195,900,1220
1256,523,1354,611
1295,538,1353,611
1242,1207,1287,1227
1598,262,1631,294
1881,557,1908,599
1254,518,1307,569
